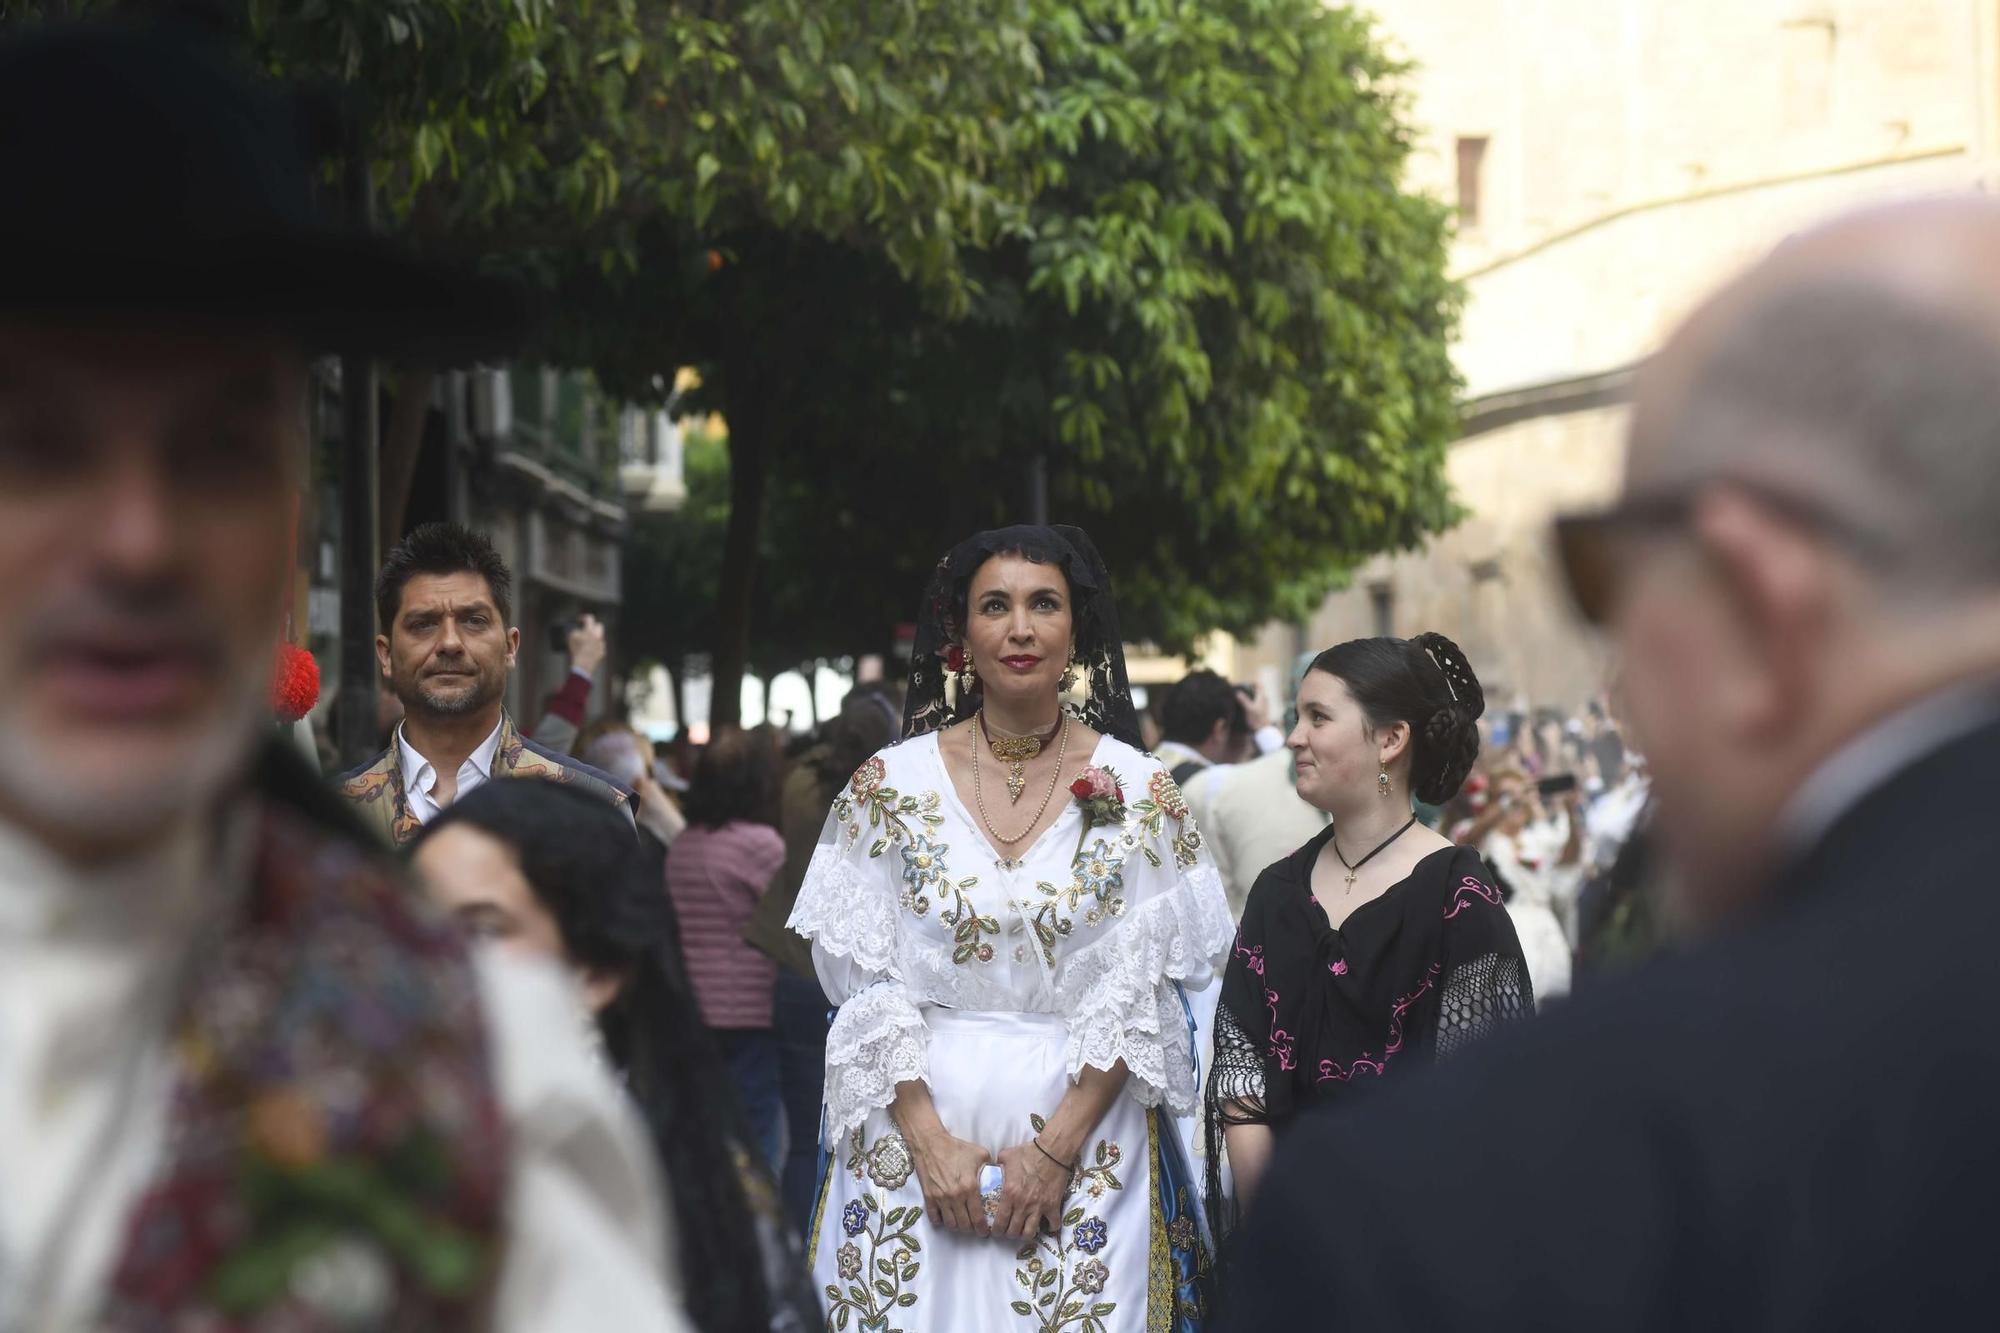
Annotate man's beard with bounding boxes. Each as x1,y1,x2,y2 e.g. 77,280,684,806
0,664,267,851
408,665,502,718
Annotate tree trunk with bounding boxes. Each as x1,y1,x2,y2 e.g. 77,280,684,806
666,657,687,736
710,415,766,731
379,367,437,548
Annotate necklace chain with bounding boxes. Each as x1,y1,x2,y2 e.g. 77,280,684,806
1332,815,1417,891
973,713,1070,845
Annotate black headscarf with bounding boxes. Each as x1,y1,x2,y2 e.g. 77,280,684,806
903,524,1142,749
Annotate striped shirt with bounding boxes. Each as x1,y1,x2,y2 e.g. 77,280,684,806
664,821,785,1030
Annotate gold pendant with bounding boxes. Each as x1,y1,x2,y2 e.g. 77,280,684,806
987,733,1043,805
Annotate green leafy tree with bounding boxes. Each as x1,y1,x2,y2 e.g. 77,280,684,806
700,0,1463,680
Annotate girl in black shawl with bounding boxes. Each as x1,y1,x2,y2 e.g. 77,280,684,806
1204,634,1532,1242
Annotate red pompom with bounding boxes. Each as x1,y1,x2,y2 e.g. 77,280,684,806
272,642,320,723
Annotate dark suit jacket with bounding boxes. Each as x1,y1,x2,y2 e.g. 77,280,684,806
336,709,632,848
1220,709,2000,1332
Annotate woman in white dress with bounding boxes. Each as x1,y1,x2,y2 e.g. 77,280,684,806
789,525,1233,1333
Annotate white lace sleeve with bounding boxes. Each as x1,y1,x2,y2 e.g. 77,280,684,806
1055,796,1233,1113
787,784,930,1144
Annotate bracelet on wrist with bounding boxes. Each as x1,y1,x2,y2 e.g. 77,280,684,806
1031,1137,1073,1171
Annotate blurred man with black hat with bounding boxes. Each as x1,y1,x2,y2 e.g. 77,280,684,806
0,18,690,1330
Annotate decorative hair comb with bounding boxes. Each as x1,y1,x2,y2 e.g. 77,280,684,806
1423,646,1460,702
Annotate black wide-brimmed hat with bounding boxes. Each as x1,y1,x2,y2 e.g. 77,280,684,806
0,20,525,362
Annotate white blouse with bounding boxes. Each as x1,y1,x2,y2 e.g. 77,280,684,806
789,730,1234,1144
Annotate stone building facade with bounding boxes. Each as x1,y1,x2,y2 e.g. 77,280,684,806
1226,0,2000,712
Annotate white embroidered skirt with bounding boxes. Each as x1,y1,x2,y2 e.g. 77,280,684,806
809,1008,1158,1333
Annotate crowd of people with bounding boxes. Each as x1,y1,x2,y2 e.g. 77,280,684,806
6,16,2000,1333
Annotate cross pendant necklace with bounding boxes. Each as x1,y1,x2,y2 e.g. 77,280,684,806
1332,815,1417,892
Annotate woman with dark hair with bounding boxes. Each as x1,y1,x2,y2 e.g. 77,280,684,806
1204,634,1533,1238
662,728,788,1172
409,780,817,1333
788,525,1232,1332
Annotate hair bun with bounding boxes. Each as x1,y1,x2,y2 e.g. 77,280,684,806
1410,631,1486,722
1409,633,1486,803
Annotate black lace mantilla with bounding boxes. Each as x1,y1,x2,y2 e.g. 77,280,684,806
902,524,1143,749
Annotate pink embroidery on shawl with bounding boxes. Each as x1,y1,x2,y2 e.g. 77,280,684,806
1234,935,1266,977
1263,985,1296,1072
1314,964,1442,1084
1329,959,1348,977
1443,876,1503,920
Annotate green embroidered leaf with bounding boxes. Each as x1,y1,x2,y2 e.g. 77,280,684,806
1143,846,1163,867
876,1257,897,1277
1063,1207,1085,1226
1016,1272,1033,1289
1061,1301,1082,1319
1031,1113,1048,1132
847,1284,867,1301
1084,1319,1103,1333
885,1206,906,1227
902,1233,923,1251
874,1279,897,1299
1038,1270,1059,1289
863,1194,880,1211
824,1286,841,1302
901,1264,918,1282
869,838,890,857
897,1292,918,1307
1011,1301,1035,1316
1038,1287,1058,1305
835,1307,850,1331
1103,1171,1121,1190
1094,1141,1108,1165
952,943,977,964
1091,1303,1117,1317
870,804,882,828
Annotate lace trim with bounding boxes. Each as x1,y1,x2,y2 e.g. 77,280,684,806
1436,951,1532,1060
1206,1003,1268,1123
822,983,929,1146
788,841,899,974
1058,861,1234,1113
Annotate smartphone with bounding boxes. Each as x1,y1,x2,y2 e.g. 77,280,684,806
1537,773,1579,797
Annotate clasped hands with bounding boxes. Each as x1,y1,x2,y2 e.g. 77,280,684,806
909,1125,1072,1241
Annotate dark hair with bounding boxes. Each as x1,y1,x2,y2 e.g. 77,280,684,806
1309,632,1486,804
375,522,513,633
682,727,779,829
413,780,778,1333
819,687,899,785
1161,670,1247,747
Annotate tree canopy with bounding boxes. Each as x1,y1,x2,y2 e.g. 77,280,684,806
8,0,1466,723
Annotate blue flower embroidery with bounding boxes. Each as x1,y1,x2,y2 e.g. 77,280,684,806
842,1200,869,1237
1073,1215,1109,1255
1075,841,1125,903
900,833,948,897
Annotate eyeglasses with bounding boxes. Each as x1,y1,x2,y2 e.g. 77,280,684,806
1553,480,1891,626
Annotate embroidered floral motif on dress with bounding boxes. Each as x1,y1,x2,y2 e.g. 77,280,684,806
823,1195,924,1331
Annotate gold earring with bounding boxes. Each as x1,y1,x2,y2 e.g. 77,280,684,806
1378,768,1391,797
1060,662,1078,692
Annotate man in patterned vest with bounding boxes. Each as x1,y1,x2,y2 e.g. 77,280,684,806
0,19,687,1331
338,523,633,847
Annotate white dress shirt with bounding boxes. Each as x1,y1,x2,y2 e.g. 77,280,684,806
396,718,503,825
0,811,690,1333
